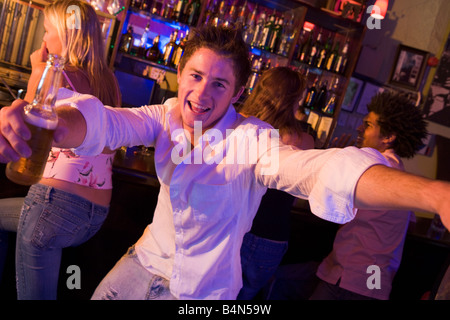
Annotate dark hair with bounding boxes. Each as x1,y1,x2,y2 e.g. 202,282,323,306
179,25,251,94
367,91,428,158
239,67,306,137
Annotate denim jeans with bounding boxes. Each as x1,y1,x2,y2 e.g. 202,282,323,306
237,232,288,300
92,246,177,300
0,197,24,283
309,279,377,300
16,184,109,300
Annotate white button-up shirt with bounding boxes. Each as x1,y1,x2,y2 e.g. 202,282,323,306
62,91,389,299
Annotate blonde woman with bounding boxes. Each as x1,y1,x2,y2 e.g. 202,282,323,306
0,0,120,299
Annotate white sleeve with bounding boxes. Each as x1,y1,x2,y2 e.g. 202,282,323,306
56,88,165,155
55,88,107,156
256,145,391,224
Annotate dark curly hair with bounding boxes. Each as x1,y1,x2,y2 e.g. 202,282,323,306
367,91,428,158
179,25,251,96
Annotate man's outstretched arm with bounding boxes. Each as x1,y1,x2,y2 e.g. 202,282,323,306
354,164,450,230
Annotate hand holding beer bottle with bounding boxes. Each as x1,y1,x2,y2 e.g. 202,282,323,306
5,54,65,185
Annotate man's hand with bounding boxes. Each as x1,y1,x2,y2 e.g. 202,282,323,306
0,99,31,163
329,133,355,148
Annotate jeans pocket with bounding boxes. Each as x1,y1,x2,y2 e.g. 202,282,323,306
84,207,109,242
31,205,81,249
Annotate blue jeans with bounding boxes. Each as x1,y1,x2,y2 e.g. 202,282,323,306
16,184,109,300
237,232,288,300
92,246,177,300
0,197,23,283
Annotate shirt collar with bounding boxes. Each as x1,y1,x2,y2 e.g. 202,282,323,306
164,97,239,144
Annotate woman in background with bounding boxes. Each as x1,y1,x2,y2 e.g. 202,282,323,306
0,0,121,299
237,67,314,300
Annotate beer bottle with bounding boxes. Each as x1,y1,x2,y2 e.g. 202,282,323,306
6,54,65,185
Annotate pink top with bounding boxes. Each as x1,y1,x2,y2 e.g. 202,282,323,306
316,149,414,300
43,147,114,189
41,71,115,190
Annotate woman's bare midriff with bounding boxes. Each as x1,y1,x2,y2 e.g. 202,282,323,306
40,178,112,207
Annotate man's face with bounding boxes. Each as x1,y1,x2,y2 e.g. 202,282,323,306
356,111,391,152
177,48,242,136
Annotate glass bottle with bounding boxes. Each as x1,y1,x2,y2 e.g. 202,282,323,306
259,12,275,50
242,5,257,45
326,40,340,72
162,30,178,67
298,30,312,63
316,35,331,69
268,17,283,53
186,0,201,26
251,11,266,48
119,26,134,53
172,30,188,67
174,0,188,23
145,34,162,62
6,54,65,185
277,13,294,56
322,78,339,115
335,39,349,74
138,22,150,57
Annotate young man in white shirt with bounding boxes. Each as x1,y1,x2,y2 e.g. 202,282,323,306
1,25,449,300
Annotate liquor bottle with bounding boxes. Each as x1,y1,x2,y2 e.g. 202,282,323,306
162,30,178,67
242,5,257,45
303,78,318,109
235,0,247,28
186,0,201,26
119,25,134,53
172,30,188,67
225,0,238,25
151,0,164,15
326,40,340,72
259,12,275,50
131,0,143,9
268,17,283,53
174,0,188,23
140,0,153,13
138,22,150,57
215,0,227,26
145,34,162,62
307,30,319,67
314,80,328,111
298,30,312,63
316,35,331,69
277,13,294,56
334,39,349,74
246,56,263,95
6,54,65,185
322,78,339,115
163,0,176,19
251,11,266,48
204,0,218,25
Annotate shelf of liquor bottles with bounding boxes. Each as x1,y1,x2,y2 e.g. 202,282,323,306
112,0,366,146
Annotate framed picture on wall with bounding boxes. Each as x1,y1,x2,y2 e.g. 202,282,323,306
341,77,364,112
389,44,429,91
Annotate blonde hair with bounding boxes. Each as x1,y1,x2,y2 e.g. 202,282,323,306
44,0,120,106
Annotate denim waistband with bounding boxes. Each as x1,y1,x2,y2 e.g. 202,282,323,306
28,183,109,211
